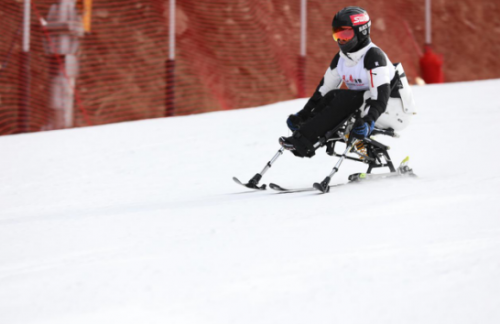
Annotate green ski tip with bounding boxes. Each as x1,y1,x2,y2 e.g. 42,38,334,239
359,173,367,179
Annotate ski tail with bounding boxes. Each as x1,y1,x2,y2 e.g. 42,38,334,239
349,156,415,182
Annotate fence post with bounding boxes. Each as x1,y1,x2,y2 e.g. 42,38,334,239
420,0,444,83
297,0,307,98
18,0,31,133
425,0,431,45
44,0,84,129
166,0,176,116
166,59,175,116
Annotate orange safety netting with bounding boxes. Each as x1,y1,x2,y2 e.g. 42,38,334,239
0,0,428,135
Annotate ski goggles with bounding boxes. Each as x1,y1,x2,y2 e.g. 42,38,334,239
332,26,355,42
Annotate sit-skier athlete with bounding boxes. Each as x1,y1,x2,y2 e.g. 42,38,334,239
279,6,415,158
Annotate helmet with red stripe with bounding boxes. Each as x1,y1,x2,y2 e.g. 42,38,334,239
332,7,372,54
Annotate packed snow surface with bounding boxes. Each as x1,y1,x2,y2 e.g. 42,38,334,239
1,79,500,324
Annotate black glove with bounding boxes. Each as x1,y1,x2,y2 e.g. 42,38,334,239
286,114,303,131
351,118,375,139
286,107,314,131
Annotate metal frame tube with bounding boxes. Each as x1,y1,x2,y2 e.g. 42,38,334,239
327,140,357,178
259,147,285,175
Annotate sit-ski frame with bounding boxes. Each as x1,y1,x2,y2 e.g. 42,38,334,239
233,114,401,192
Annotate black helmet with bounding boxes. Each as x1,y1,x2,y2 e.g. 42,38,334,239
332,7,371,54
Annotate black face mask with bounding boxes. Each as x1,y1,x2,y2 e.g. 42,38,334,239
338,34,359,55
338,35,371,56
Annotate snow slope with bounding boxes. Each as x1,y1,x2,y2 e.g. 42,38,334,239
1,79,500,324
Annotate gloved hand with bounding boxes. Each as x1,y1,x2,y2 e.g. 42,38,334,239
351,118,375,139
286,114,303,131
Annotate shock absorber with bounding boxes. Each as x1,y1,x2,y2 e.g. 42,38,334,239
354,141,367,159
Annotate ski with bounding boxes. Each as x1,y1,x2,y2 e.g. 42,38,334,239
348,156,415,182
348,170,415,182
269,182,345,193
270,157,415,194
270,172,411,193
269,183,315,193
313,156,415,193
232,177,267,190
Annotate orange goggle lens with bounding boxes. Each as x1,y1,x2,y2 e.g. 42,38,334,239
332,27,354,42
